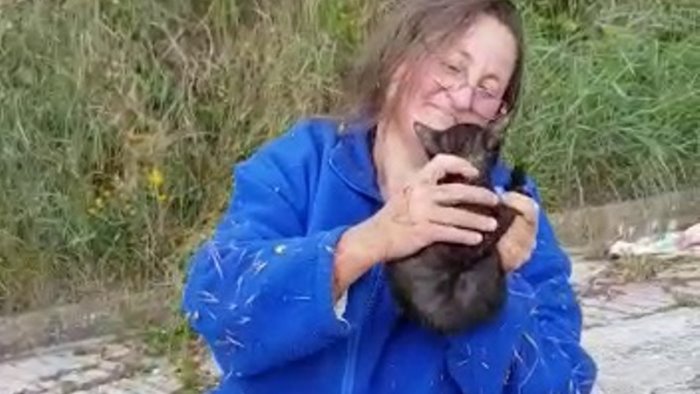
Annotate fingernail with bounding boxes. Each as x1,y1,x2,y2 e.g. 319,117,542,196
493,186,505,204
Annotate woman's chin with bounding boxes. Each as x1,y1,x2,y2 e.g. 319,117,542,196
411,118,453,132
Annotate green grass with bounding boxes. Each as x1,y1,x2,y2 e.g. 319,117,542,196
0,0,698,317
510,0,700,207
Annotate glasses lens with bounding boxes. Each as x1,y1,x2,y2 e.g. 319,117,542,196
473,94,503,120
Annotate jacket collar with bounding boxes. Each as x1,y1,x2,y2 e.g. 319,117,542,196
328,119,384,203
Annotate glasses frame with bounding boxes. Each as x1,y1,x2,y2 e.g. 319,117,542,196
421,40,509,122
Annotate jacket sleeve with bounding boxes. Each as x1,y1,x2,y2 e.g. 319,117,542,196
445,179,598,394
181,122,355,378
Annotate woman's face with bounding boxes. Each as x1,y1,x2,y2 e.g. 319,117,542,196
390,14,517,135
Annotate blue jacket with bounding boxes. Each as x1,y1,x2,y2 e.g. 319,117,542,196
181,117,597,394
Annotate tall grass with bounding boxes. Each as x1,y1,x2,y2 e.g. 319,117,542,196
510,0,700,206
0,0,698,313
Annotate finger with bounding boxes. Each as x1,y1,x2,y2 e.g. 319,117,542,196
500,192,531,212
498,237,529,271
420,154,479,184
497,237,517,270
501,192,539,223
506,218,537,247
427,223,483,246
429,206,498,232
432,183,499,207
498,221,535,267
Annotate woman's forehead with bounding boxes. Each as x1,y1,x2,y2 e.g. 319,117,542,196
432,15,517,75
444,15,515,55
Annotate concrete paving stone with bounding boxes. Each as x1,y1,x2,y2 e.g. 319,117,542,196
61,367,113,386
0,362,59,387
11,353,102,382
99,344,132,361
0,336,182,394
580,306,630,328
101,379,148,393
657,260,700,281
0,379,34,394
99,376,177,394
672,280,700,301
607,282,678,311
571,259,608,288
581,297,640,315
88,384,142,394
584,281,677,315
0,364,34,383
142,371,182,392
583,307,700,394
96,360,124,372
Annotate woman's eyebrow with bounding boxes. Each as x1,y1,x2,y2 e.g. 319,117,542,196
458,50,472,62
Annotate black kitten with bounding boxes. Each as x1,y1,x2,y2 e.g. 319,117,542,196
385,121,529,334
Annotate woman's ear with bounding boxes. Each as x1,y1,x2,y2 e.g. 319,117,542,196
386,62,409,101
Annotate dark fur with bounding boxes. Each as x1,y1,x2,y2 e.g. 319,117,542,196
385,122,529,334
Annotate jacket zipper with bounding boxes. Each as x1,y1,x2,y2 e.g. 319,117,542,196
341,328,361,394
340,265,382,394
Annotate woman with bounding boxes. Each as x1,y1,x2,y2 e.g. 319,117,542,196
182,0,598,393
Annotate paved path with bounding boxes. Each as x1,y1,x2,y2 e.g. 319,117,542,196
0,337,182,394
1,253,699,393
573,254,700,394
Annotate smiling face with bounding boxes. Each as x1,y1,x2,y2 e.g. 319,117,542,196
385,13,518,150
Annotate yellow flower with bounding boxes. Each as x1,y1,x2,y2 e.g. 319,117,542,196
95,197,104,209
157,193,168,203
88,207,98,216
147,167,165,190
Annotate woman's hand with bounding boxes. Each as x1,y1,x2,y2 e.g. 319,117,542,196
365,153,501,263
496,192,539,272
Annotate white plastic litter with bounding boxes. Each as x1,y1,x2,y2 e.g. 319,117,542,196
607,222,700,259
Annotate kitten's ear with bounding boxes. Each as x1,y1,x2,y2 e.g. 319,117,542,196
485,132,502,151
485,110,512,151
489,110,512,140
413,121,441,157
507,163,531,196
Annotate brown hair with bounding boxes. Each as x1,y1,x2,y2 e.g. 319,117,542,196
336,0,524,128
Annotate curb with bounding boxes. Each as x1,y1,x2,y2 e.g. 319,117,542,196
549,187,700,257
0,287,175,360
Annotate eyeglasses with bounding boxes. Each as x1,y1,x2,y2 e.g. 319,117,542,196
429,55,508,121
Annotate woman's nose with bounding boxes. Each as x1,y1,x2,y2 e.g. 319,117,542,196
447,83,475,113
